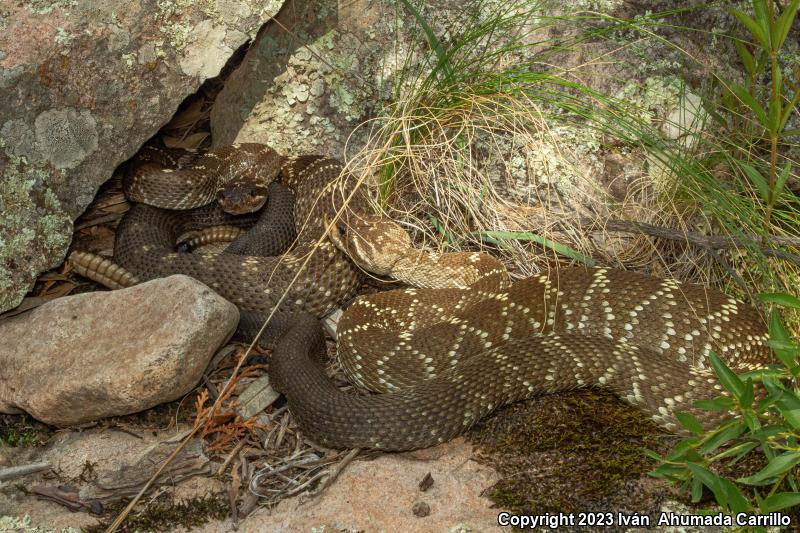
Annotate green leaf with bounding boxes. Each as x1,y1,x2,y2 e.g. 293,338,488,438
737,161,770,202
729,82,768,125
734,39,756,76
690,476,704,503
752,0,770,27
742,409,759,431
780,104,798,132
687,463,751,512
649,463,688,479
699,422,747,455
774,63,783,95
777,390,800,411
686,462,721,491
709,352,746,400
713,440,760,461
773,0,800,50
695,396,735,412
762,492,800,513
719,477,752,513
739,367,786,381
762,375,784,398
778,408,800,431
676,411,704,435
759,291,800,309
738,452,800,485
751,423,788,440
731,8,770,48
475,230,596,265
767,95,782,133
642,448,664,461
667,438,702,461
769,310,799,369
767,339,800,354
740,378,755,409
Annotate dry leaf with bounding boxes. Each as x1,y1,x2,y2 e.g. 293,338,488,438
163,131,209,150
165,99,207,130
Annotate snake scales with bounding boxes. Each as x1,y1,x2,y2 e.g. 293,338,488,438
71,143,772,451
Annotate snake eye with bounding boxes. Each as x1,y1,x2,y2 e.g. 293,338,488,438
336,220,347,235
175,241,192,253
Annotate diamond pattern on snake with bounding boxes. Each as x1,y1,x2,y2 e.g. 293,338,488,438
69,143,772,451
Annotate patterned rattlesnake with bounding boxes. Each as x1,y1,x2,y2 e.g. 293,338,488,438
70,143,772,451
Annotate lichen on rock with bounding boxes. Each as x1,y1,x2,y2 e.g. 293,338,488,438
0,154,71,311
33,108,99,169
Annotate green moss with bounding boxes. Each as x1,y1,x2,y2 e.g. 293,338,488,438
0,414,50,447
469,390,674,515
85,494,229,532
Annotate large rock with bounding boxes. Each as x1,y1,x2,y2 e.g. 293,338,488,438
0,0,283,313
0,275,239,426
210,0,338,145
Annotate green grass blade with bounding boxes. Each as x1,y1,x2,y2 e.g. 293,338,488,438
475,230,596,265
759,292,800,309
397,0,454,83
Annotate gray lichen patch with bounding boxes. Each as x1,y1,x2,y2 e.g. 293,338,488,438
0,155,72,312
0,119,35,160
33,108,99,169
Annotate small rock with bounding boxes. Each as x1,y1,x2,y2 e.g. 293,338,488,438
412,501,431,517
0,275,239,426
418,472,434,492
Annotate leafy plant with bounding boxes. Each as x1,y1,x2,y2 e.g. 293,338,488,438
680,0,800,298
648,291,800,522
726,0,799,232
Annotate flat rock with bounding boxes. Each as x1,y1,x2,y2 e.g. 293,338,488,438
0,275,239,426
0,0,283,313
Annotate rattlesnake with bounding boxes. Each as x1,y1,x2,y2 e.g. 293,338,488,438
71,143,772,451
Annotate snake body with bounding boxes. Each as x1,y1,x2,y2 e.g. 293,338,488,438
114,145,366,318
74,143,772,451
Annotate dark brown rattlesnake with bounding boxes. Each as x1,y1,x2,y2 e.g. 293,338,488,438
70,143,772,451
112,145,367,318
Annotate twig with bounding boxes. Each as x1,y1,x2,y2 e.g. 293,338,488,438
578,217,800,265
219,439,248,476
203,375,220,402
0,462,51,482
586,217,800,249
308,448,360,498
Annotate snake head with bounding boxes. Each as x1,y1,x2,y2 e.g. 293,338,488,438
218,180,269,215
325,214,413,277
325,214,350,254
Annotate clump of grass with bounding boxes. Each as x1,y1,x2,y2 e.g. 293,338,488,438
342,0,800,309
